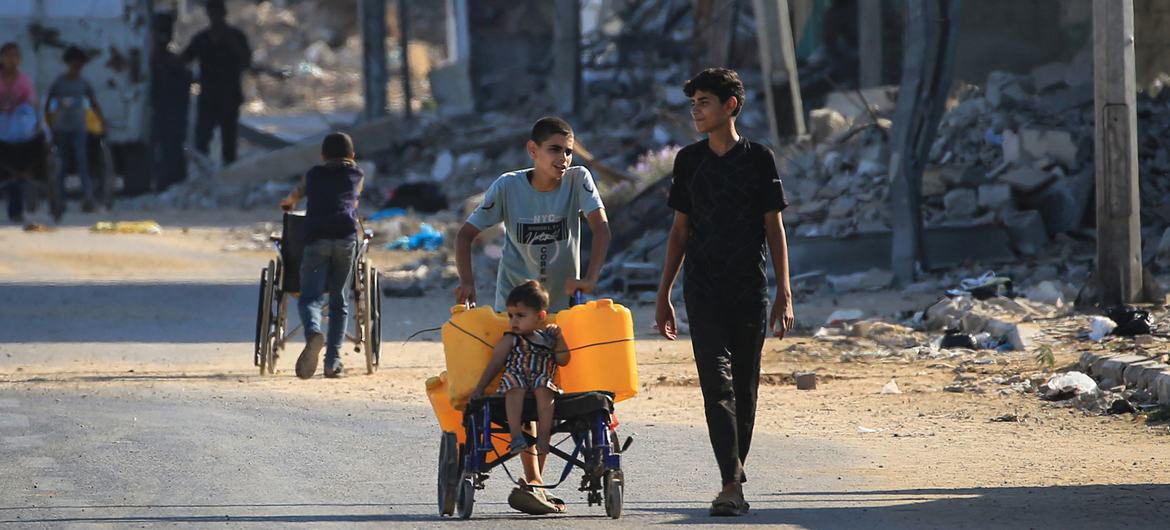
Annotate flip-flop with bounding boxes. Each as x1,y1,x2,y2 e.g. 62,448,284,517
533,488,567,513
508,487,560,515
709,490,749,516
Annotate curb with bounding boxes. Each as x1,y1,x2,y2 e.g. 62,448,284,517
1079,352,1170,405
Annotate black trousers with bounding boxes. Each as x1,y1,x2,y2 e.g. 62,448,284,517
686,296,767,487
194,97,240,164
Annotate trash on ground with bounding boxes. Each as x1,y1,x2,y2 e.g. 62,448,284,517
387,223,444,251
1106,305,1153,337
1041,371,1098,401
91,221,163,235
1087,316,1117,341
880,379,903,395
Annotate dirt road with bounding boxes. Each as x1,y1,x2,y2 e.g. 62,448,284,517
2,216,1170,528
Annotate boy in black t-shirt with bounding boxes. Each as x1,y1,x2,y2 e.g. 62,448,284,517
655,68,795,516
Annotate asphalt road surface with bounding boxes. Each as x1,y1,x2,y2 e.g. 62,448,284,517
2,227,1170,528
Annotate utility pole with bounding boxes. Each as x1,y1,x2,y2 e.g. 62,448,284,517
553,0,581,115
1090,0,1143,304
398,0,413,119
360,0,388,121
858,0,883,87
752,0,806,148
888,0,960,284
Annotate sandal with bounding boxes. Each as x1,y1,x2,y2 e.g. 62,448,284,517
709,490,749,517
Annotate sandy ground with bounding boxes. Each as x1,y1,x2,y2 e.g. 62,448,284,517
2,213,1170,526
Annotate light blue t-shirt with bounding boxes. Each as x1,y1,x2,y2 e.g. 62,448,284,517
467,166,605,312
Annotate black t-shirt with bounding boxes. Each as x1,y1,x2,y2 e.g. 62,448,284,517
302,160,364,244
668,137,789,307
181,26,251,105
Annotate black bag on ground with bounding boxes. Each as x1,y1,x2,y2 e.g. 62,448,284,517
1106,305,1153,336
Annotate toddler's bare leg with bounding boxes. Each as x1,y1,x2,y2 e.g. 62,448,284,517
533,387,556,456
505,388,526,442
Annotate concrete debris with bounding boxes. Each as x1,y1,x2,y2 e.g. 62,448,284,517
808,108,850,144
826,268,894,292
879,379,903,395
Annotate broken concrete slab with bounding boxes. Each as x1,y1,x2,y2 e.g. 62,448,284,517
1003,210,1049,256
1019,128,1078,167
217,114,406,183
1124,361,1170,390
824,86,897,121
826,268,894,292
1156,371,1170,405
1021,179,1080,235
809,108,850,144
1098,355,1151,386
943,188,978,219
999,166,1055,194
977,183,1012,211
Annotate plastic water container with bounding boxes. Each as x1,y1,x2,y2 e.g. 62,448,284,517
426,372,465,442
554,299,638,402
442,305,509,410
425,371,509,461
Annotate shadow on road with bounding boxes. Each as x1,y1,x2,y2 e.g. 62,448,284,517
0,282,258,343
6,485,1170,527
636,484,1170,528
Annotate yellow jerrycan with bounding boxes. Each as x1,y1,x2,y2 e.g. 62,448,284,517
425,371,510,461
555,299,638,401
441,305,509,410
426,372,465,442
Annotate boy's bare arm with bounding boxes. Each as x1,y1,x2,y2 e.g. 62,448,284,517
471,338,511,399
655,212,689,339
280,175,306,211
454,223,482,305
567,208,610,295
764,210,794,338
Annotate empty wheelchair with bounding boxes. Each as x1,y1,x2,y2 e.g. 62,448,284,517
254,211,382,375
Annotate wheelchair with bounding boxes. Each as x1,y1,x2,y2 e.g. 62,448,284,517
438,390,630,519
253,212,383,376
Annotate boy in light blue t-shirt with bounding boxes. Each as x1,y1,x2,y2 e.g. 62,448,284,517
453,116,611,511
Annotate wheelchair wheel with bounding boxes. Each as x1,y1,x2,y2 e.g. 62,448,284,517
258,261,277,375
604,469,624,519
456,474,475,519
364,267,381,374
371,269,382,365
437,432,460,516
254,268,268,367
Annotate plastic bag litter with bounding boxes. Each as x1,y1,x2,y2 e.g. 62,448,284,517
1042,371,1098,400
386,223,444,251
1088,316,1117,341
1105,305,1153,336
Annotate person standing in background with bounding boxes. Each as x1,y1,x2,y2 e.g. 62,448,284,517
181,0,251,165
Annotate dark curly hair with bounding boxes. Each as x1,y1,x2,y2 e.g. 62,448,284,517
683,68,746,117
506,280,550,312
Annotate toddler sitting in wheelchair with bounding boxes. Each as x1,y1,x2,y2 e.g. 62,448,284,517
470,280,569,459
